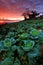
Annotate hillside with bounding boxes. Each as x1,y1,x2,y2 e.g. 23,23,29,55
0,19,43,29
0,19,43,65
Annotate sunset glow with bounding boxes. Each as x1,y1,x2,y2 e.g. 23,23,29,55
6,17,24,20
0,21,5,25
0,16,24,24
0,17,24,20
0,0,43,24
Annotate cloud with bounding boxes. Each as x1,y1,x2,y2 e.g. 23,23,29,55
0,0,43,18
0,0,36,10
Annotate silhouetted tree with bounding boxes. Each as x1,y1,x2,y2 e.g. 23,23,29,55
29,11,39,19
22,9,39,20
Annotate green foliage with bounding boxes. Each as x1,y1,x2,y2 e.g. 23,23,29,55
22,40,35,51
27,44,40,58
17,46,25,56
17,28,24,33
3,38,16,48
0,41,4,52
0,19,43,65
19,33,29,39
1,58,13,65
11,45,17,51
30,28,40,39
39,32,43,43
4,38,12,48
13,58,21,65
30,29,40,36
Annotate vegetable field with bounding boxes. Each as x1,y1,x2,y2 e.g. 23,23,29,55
0,19,43,65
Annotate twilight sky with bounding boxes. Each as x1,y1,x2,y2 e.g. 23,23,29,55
0,0,43,20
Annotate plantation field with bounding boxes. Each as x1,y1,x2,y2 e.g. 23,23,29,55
0,19,43,65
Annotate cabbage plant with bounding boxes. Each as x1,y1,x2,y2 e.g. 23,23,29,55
30,28,40,39
4,38,12,48
22,40,35,52
0,20,43,65
19,33,29,39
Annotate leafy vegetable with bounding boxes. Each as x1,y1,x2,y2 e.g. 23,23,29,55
4,38,12,48
0,19,43,65
19,33,29,39
1,58,13,65
22,40,35,51
30,28,40,39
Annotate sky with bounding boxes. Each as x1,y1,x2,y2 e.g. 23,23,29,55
0,0,43,20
